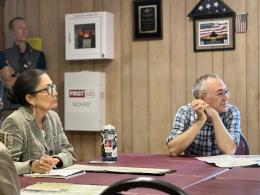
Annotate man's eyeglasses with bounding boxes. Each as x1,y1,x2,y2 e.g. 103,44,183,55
202,89,230,98
33,83,56,95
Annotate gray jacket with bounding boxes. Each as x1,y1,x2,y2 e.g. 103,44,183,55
0,107,76,175
0,142,20,195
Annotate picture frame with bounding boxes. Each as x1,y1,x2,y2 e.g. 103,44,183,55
133,0,162,40
193,16,235,51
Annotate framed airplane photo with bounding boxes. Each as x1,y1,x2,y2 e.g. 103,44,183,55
194,16,235,51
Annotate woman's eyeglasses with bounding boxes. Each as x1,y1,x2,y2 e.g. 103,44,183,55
33,83,56,95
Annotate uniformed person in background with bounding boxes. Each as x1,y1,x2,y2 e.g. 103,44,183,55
0,16,46,111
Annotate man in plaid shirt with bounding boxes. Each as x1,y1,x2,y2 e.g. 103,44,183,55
167,74,241,156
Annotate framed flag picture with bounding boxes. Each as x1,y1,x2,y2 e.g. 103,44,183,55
194,16,235,51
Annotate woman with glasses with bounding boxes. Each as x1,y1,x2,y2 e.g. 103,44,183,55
166,73,241,157
0,69,76,175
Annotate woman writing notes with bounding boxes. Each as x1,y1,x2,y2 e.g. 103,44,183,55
0,69,76,175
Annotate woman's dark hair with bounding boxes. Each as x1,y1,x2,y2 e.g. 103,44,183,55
13,69,45,106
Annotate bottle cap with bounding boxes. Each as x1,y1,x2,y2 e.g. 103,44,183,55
103,124,115,130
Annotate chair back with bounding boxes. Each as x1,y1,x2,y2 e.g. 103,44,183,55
100,177,188,195
235,132,249,155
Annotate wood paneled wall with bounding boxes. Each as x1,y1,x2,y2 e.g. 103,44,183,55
2,0,260,160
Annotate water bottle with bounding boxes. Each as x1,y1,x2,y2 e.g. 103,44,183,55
101,124,117,161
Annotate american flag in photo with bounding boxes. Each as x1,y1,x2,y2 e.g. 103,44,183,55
236,13,247,33
200,21,228,37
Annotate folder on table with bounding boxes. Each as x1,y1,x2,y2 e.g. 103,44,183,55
23,169,85,179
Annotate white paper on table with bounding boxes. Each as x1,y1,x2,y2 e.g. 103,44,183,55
195,155,260,168
23,169,85,179
20,182,107,195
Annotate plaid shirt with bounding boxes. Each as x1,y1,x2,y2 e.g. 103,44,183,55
166,104,241,156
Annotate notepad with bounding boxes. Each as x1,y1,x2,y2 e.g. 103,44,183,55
23,169,86,179
65,164,174,175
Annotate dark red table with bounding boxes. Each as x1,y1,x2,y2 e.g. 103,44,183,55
20,153,260,194
215,167,260,182
185,178,260,195
19,153,225,189
19,154,260,195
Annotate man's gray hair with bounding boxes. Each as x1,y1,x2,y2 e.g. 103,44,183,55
192,73,220,99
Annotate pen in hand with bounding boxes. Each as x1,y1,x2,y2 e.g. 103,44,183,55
43,155,61,169
31,155,56,174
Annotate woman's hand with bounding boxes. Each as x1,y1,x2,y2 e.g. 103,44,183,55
51,157,61,167
31,155,56,174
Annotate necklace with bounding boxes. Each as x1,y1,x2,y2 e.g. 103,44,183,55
41,129,46,138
